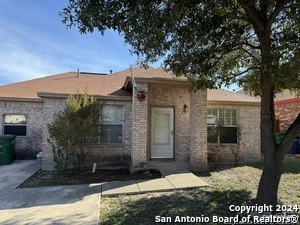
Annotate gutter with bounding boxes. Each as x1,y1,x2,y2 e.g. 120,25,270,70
37,92,132,101
274,97,300,105
0,97,43,103
208,100,260,106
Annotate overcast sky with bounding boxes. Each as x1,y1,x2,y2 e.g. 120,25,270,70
0,0,159,86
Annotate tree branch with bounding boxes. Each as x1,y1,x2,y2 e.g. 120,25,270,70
217,67,260,82
242,40,260,49
240,47,260,62
237,0,265,31
266,0,289,29
275,113,300,161
232,67,260,77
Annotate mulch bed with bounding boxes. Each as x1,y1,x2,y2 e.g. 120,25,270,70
18,168,162,188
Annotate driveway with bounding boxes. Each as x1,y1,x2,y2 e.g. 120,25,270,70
0,161,101,225
0,160,40,200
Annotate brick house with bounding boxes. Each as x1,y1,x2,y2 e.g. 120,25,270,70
274,90,300,132
237,88,300,132
0,67,261,170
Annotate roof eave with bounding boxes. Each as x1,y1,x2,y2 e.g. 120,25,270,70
95,95,132,101
123,76,132,90
275,97,300,105
0,97,43,102
37,92,132,101
123,76,189,90
208,100,260,106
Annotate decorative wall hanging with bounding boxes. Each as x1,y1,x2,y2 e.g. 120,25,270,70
137,90,147,102
130,67,148,102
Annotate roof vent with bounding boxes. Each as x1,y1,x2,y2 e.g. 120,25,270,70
109,70,113,74
77,68,80,78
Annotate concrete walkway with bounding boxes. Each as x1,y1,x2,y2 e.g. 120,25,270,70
0,161,208,225
0,160,40,200
101,168,208,197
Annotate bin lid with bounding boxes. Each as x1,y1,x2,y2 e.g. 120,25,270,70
0,135,16,140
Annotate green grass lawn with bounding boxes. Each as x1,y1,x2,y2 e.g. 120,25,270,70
99,157,300,225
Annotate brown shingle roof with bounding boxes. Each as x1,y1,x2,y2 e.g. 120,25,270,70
0,67,156,99
236,88,299,102
208,89,260,103
134,67,185,80
0,67,259,103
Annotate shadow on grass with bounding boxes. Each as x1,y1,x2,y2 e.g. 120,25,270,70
246,156,300,174
198,156,300,176
100,189,252,225
193,161,264,177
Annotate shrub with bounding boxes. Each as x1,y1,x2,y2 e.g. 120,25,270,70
48,90,102,172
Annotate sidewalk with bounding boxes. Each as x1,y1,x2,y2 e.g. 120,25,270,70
102,168,208,197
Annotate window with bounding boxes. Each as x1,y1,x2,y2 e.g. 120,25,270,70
101,105,124,143
3,114,27,136
207,109,237,144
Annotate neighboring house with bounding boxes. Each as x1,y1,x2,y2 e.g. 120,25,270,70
274,90,300,132
0,67,261,170
237,89,300,132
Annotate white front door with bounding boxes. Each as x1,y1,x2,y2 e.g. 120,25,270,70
151,108,174,158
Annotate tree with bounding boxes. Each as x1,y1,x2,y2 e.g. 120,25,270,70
61,0,300,207
48,90,102,172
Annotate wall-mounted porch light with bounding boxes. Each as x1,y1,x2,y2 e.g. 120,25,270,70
180,96,189,112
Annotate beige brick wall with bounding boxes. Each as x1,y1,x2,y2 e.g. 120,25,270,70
42,97,132,170
190,90,208,170
207,104,261,164
275,100,300,132
86,100,132,166
131,82,148,168
0,92,260,169
0,100,43,159
41,98,67,170
147,85,208,170
148,84,191,162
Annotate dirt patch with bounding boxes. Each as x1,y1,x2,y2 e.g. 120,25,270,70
18,169,162,188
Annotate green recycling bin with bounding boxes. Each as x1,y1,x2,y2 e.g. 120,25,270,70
0,135,16,165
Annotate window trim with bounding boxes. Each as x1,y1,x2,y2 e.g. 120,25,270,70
100,105,124,144
207,109,238,144
3,114,28,136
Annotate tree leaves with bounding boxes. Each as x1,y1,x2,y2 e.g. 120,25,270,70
61,1,298,92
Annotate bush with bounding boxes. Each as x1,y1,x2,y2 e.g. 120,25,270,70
48,90,102,172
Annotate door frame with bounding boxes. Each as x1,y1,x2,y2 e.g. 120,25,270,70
150,106,175,160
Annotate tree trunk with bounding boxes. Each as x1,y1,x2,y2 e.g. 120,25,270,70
255,29,281,208
256,113,300,209
237,0,300,210
256,156,282,208
255,28,300,208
